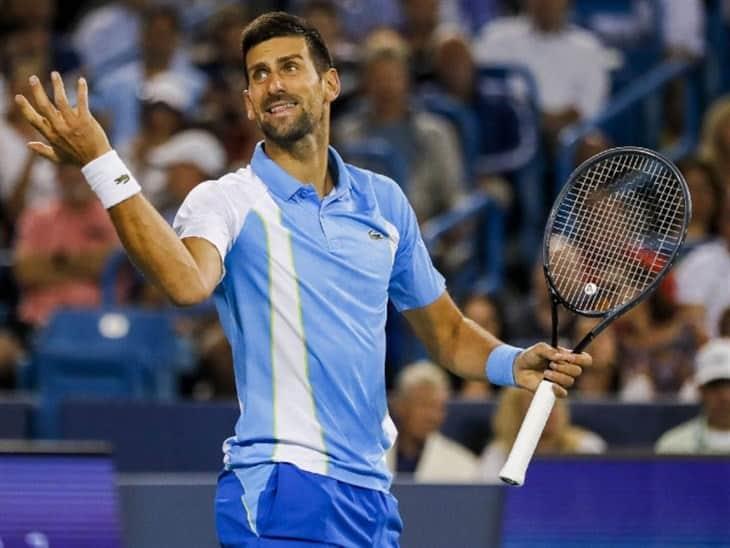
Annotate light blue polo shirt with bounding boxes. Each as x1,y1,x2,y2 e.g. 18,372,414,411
173,142,445,497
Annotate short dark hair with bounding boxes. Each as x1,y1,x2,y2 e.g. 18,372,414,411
240,11,333,85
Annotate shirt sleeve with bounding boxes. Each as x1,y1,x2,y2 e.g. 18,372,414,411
172,181,237,270
387,182,446,311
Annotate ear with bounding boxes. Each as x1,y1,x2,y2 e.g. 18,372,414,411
243,89,255,121
323,67,341,104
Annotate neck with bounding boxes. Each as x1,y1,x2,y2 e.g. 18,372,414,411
707,416,730,431
265,123,333,197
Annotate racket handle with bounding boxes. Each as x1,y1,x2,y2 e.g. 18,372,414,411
498,380,556,486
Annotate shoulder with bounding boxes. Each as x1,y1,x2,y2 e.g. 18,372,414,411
477,16,530,43
430,432,477,460
564,25,604,49
655,418,702,453
680,240,729,268
413,111,455,137
572,428,607,454
183,167,266,210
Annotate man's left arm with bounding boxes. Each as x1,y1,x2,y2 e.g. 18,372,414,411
404,292,591,398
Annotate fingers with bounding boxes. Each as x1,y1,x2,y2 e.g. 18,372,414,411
51,71,74,118
543,368,576,389
28,75,62,123
27,142,61,163
550,361,583,378
76,76,90,116
14,94,47,130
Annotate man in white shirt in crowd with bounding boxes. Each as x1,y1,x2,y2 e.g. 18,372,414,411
387,361,479,482
675,193,730,339
656,339,730,454
473,0,612,145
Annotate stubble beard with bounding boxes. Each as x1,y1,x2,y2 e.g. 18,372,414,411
259,108,317,149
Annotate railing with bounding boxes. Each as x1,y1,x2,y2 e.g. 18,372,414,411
555,59,702,192
421,191,505,295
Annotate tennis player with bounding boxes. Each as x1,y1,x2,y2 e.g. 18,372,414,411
15,12,590,547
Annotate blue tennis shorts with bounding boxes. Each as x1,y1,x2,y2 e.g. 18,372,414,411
215,463,402,547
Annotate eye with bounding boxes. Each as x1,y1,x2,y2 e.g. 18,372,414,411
283,62,299,73
251,68,268,82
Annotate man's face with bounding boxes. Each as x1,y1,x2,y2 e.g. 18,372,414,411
396,383,447,441
701,380,730,430
244,36,338,147
365,56,409,111
527,0,569,30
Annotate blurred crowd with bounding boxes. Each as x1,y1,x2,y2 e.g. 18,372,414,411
0,0,729,477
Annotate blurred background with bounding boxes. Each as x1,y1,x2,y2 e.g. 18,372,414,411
0,0,729,546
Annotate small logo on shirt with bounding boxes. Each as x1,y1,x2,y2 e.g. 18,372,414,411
114,174,130,185
368,229,386,241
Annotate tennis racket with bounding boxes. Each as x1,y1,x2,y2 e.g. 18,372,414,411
499,146,691,486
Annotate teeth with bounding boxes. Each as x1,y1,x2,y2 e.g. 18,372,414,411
269,103,295,113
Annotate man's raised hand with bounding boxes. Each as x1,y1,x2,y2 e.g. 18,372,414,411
14,72,112,166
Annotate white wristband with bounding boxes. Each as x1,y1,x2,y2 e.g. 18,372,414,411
81,150,142,209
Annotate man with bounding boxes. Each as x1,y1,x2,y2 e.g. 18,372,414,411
15,12,589,546
656,339,730,454
387,360,479,482
675,193,730,339
334,29,464,223
473,0,612,145
13,163,119,327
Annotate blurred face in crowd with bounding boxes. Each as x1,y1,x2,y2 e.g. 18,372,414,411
527,0,570,32
701,380,730,430
683,164,717,232
57,164,95,206
141,103,184,138
401,0,439,35
434,36,475,101
244,36,339,147
364,55,410,118
303,6,341,50
142,11,180,66
394,382,448,442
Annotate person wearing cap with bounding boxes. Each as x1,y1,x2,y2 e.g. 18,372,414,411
147,129,227,222
655,338,730,454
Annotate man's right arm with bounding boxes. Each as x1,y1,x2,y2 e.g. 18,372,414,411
107,194,221,306
14,72,222,306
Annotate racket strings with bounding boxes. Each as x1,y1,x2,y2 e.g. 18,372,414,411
549,151,686,313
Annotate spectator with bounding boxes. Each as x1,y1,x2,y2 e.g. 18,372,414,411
656,339,730,454
473,0,612,146
300,0,359,117
675,193,730,339
92,5,208,146
13,164,119,328
72,0,148,80
0,60,58,224
399,0,443,84
572,317,618,399
334,30,465,223
615,275,701,400
699,96,730,192
117,75,189,207
387,360,479,482
505,261,574,349
148,129,227,220
479,387,605,483
676,157,723,256
196,5,261,167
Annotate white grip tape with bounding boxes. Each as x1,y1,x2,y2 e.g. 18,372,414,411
499,380,556,486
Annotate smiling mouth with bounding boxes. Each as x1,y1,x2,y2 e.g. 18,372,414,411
266,102,297,114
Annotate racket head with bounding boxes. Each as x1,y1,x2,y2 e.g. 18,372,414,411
543,146,691,319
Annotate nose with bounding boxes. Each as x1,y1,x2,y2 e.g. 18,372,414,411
267,73,285,94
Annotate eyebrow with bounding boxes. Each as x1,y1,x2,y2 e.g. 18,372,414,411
248,54,305,75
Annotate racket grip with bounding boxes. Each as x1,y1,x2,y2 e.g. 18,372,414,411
498,380,557,486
